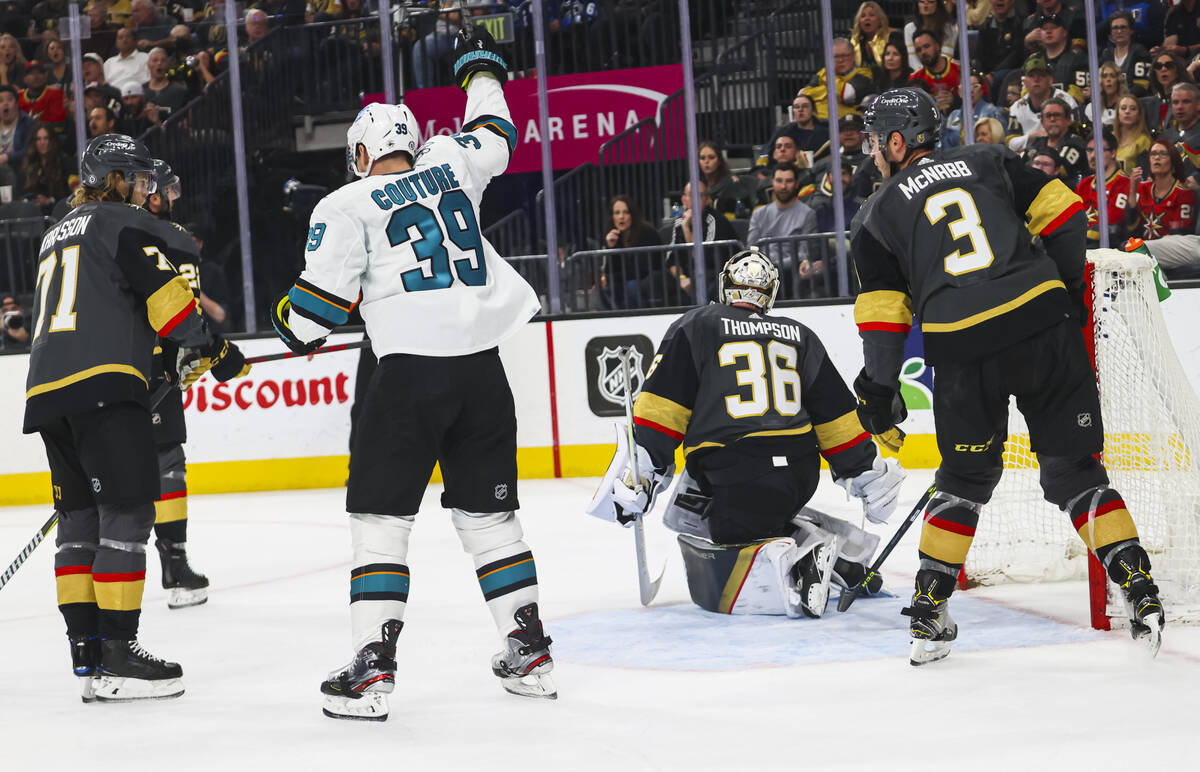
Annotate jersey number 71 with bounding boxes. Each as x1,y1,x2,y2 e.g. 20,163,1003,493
388,190,487,292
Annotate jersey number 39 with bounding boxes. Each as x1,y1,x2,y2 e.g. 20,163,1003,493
388,190,487,292
924,188,996,276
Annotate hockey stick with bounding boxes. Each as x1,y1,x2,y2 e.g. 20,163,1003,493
0,512,58,592
619,347,666,606
836,484,936,613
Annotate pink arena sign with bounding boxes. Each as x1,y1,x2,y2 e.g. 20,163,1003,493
364,64,684,174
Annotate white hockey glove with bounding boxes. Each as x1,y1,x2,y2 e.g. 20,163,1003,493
585,424,674,526
835,455,906,524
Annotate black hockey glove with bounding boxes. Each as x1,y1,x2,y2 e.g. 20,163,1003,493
271,295,326,356
853,368,907,436
452,22,507,91
206,337,250,382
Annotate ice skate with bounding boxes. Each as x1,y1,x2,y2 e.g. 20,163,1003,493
95,639,184,701
69,635,100,703
1110,547,1165,657
832,558,884,595
492,603,556,700
321,620,402,721
903,570,958,666
156,538,209,609
791,542,836,619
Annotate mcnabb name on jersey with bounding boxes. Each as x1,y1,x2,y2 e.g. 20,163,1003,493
897,160,973,200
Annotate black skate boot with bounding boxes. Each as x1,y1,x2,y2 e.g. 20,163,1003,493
156,538,209,609
902,569,958,666
492,603,556,699
321,620,403,721
95,639,184,701
790,543,836,618
1109,545,1165,656
832,557,884,595
69,635,101,703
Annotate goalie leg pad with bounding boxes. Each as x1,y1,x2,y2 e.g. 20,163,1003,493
349,512,413,651
451,509,540,635
792,511,879,592
661,468,713,539
677,534,829,617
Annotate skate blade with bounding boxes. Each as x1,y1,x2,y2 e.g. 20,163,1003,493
94,676,184,701
500,673,557,700
322,692,388,721
79,676,97,703
167,587,209,609
909,638,953,667
1133,613,1163,659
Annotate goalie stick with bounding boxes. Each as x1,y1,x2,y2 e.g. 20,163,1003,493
836,484,936,613
619,347,666,606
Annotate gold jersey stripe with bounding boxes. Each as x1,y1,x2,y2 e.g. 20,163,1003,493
55,573,96,605
744,425,813,440
919,522,975,566
1075,507,1139,552
153,497,188,524
920,280,1065,333
814,411,867,453
854,290,913,326
26,363,147,399
1026,179,1084,235
718,542,766,613
147,275,197,333
633,391,692,436
94,579,146,612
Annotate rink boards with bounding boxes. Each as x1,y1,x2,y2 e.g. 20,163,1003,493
2,285,1199,505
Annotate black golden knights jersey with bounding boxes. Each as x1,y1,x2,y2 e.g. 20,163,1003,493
147,217,202,446
851,143,1085,381
631,303,876,479
24,201,207,433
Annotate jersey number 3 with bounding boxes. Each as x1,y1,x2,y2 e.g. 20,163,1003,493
924,188,996,276
387,190,487,292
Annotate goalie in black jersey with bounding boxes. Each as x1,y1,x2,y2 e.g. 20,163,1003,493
852,88,1165,663
589,249,906,618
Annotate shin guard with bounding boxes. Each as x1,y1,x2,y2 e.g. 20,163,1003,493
451,509,539,635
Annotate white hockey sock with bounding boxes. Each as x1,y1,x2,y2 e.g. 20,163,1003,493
451,509,539,637
349,513,414,650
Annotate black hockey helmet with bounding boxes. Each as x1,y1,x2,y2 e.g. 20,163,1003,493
152,158,181,202
862,88,942,154
80,133,156,192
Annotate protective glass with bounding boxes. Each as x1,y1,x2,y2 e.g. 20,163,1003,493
129,170,158,196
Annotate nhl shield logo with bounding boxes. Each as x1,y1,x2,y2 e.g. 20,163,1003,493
597,346,644,407
494,483,508,501
91,477,102,493
584,335,654,417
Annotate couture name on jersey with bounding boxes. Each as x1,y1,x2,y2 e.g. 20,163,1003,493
898,160,973,200
369,163,462,210
721,317,804,342
39,214,93,254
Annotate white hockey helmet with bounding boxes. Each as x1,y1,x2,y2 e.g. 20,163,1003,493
719,248,780,312
346,102,421,178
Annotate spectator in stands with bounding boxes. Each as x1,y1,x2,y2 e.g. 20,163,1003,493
1148,53,1191,131
1023,0,1085,52
1076,128,1131,246
1036,13,1089,104
876,40,912,92
19,61,66,133
0,34,27,88
758,133,811,193
800,37,875,120
747,162,817,298
105,27,151,93
1160,0,1200,61
1164,82,1200,184
909,29,961,115
131,0,177,52
942,73,1006,148
1012,96,1088,185
116,82,153,136
100,0,134,28
144,47,188,125
1002,76,1022,108
662,179,738,306
1030,147,1062,177
600,194,660,310
244,8,272,46
0,85,38,174
772,94,830,156
1115,93,1153,175
187,224,236,332
1101,11,1152,97
413,0,460,90
904,0,956,72
1128,137,1196,239
974,115,1006,144
87,104,116,138
1084,61,1127,128
21,125,71,213
698,140,756,218
307,0,344,23
850,2,895,73
83,1,119,59
1007,56,1077,140
979,0,1024,88
40,37,70,89
1,293,29,350
81,52,121,114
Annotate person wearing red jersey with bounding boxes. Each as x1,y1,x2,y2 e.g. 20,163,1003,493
1075,129,1132,245
908,28,961,116
1127,137,1195,240
18,60,65,129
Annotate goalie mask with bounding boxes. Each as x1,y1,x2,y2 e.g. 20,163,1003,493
719,248,780,313
346,102,421,178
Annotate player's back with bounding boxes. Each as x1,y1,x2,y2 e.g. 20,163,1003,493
857,142,1074,363
308,133,538,358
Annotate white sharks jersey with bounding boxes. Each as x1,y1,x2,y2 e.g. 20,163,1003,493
287,77,538,356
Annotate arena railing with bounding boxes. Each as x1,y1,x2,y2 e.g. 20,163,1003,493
483,208,535,259
0,215,54,300
598,87,688,225
286,17,385,115
535,162,603,258
755,231,856,301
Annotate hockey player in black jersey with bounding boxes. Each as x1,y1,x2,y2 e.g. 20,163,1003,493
591,249,906,617
25,135,249,701
852,88,1165,663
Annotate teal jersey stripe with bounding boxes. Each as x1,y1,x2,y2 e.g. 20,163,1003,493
289,285,350,327
477,559,536,596
465,116,518,154
350,572,411,596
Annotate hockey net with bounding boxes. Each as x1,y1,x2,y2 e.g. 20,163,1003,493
965,250,1200,628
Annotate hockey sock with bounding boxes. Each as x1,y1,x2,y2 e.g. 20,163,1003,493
1066,486,1140,568
93,503,153,640
452,510,539,635
154,518,187,544
55,509,99,636
917,492,983,583
154,445,188,541
349,513,413,650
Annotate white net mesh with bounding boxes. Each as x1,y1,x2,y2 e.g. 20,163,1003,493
967,250,1200,623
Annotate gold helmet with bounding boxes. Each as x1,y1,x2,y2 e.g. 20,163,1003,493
719,248,780,312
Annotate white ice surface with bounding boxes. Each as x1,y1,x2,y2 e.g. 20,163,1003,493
2,472,1198,771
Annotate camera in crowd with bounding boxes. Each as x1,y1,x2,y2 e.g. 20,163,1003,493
3,309,22,331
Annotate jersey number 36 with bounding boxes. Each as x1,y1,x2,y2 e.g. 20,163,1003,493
718,340,801,418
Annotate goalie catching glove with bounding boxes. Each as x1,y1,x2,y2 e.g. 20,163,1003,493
835,455,906,524
174,337,250,390
585,424,674,525
452,22,507,90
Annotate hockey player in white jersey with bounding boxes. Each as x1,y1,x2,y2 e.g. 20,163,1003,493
271,25,554,720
